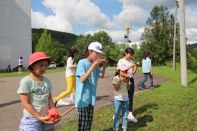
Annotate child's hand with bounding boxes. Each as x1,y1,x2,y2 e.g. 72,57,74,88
120,75,129,82
122,77,129,83
39,116,55,124
93,59,107,68
47,108,61,123
136,62,140,66
150,71,153,76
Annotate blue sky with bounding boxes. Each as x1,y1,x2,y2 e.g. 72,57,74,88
31,0,197,44
32,0,53,15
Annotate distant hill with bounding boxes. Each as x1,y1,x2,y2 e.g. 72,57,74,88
32,28,78,51
190,43,197,48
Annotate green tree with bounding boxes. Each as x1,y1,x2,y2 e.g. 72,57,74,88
36,30,67,64
74,31,122,65
187,45,197,72
140,5,180,65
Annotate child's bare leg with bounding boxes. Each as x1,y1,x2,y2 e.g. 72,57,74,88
123,128,127,131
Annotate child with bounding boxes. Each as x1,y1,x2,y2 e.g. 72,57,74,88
18,56,23,73
54,48,78,105
75,42,107,131
112,67,130,131
138,52,154,89
117,48,139,123
17,52,60,131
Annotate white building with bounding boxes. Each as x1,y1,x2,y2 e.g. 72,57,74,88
0,0,31,71
128,41,141,49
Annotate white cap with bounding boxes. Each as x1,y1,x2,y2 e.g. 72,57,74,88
88,42,103,54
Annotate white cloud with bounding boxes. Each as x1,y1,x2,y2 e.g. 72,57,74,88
32,0,116,32
113,4,147,27
31,0,197,44
31,10,73,32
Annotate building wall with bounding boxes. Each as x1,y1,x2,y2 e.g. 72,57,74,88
0,0,31,70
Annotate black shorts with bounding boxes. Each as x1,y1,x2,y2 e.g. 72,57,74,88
19,65,23,67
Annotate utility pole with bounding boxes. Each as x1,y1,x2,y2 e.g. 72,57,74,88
179,0,187,86
173,0,179,71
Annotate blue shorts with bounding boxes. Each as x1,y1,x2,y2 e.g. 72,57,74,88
19,115,54,131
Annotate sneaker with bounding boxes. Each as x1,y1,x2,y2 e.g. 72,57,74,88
128,112,138,123
138,86,144,90
56,99,70,107
150,86,154,90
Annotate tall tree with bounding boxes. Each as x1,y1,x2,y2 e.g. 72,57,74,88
36,30,67,64
140,5,180,65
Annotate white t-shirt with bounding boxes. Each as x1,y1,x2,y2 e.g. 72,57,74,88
18,58,23,66
65,57,76,77
117,58,134,78
112,75,129,101
142,57,151,73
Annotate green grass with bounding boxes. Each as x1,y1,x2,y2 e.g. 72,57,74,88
58,65,197,131
0,67,65,77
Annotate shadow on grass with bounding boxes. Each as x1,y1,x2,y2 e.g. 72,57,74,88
127,114,153,130
154,84,161,88
134,103,159,115
103,103,158,131
102,115,154,131
188,76,197,85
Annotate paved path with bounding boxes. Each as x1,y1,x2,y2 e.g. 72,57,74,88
0,69,167,131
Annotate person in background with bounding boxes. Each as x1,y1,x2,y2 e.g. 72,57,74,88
54,48,78,105
75,42,107,131
7,64,12,72
138,52,154,89
18,56,23,73
117,48,139,123
17,52,60,131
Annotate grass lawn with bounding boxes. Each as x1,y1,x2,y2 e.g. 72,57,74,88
58,65,197,131
0,67,65,77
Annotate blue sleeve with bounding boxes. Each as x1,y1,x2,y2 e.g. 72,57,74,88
95,67,101,77
76,60,86,77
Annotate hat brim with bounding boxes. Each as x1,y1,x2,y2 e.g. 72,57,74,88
120,71,129,77
28,57,50,67
96,50,104,54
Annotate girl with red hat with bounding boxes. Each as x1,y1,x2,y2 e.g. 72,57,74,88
17,52,60,131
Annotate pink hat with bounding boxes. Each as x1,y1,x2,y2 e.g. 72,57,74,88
118,64,129,77
28,52,50,67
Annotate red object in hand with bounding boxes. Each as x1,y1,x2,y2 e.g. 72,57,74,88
47,108,60,121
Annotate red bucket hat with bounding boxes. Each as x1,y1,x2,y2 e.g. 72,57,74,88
28,52,50,67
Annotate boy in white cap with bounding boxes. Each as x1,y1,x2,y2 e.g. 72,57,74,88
75,42,107,131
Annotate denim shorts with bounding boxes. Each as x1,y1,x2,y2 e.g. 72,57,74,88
19,115,54,131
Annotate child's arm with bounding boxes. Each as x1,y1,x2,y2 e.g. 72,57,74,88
20,93,53,124
69,64,77,68
80,59,106,82
48,92,57,109
99,61,107,78
124,79,130,90
132,66,138,75
113,79,121,91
